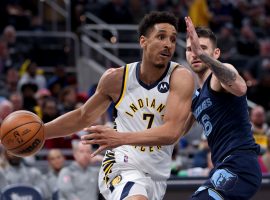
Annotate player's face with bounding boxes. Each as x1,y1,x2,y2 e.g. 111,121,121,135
186,37,217,74
140,23,177,68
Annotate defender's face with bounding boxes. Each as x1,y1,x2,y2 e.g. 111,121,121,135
140,23,177,68
186,37,217,74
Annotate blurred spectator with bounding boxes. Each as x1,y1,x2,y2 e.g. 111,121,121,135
250,105,270,151
0,78,9,98
266,110,270,127
171,145,183,175
244,40,270,109
263,0,270,35
0,99,10,172
5,0,33,30
188,0,212,27
0,144,8,169
236,24,260,56
209,0,233,32
178,151,213,177
2,25,25,68
34,88,52,118
0,39,12,74
0,99,14,125
150,0,172,12
99,0,134,24
18,61,47,91
231,0,249,29
261,136,270,172
0,168,8,189
45,148,66,197
246,1,265,36
3,150,50,199
128,0,149,24
6,68,20,94
59,86,78,114
217,23,237,61
47,65,69,93
70,0,87,32
9,92,23,111
0,67,20,98
41,96,59,123
57,140,100,200
42,97,78,150
192,135,210,168
20,82,38,112
3,25,16,48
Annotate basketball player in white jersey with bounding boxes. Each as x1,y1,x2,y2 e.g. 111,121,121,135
44,11,194,200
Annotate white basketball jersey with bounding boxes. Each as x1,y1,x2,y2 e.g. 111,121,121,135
113,61,179,180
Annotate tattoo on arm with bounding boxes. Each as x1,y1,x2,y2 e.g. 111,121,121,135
199,54,236,86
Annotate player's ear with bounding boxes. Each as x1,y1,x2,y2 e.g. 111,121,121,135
213,48,220,59
139,36,147,48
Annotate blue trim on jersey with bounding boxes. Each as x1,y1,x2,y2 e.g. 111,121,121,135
208,188,224,200
136,61,171,90
120,181,135,200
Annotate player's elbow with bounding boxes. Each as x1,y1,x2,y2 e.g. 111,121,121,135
234,83,247,97
166,131,180,145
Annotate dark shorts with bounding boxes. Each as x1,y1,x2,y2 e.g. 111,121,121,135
190,151,262,200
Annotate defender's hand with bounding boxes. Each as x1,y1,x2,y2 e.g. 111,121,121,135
185,16,204,56
81,125,121,157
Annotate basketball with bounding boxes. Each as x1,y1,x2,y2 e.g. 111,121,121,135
0,110,45,157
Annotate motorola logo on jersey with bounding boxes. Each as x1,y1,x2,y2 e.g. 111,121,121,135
158,82,169,93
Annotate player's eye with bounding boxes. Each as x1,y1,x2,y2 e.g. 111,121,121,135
169,36,176,43
201,45,207,50
158,35,165,40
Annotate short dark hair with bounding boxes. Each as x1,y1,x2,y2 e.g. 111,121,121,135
194,26,217,48
138,11,178,37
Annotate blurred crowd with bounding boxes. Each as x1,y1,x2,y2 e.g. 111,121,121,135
0,0,270,199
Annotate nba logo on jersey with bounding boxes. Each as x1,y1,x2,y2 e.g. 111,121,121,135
124,155,128,162
158,82,169,93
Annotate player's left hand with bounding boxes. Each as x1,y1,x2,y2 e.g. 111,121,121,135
81,125,121,157
185,16,204,57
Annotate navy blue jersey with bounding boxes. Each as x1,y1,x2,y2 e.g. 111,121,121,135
191,74,260,165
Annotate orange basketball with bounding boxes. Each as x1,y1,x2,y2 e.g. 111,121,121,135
0,110,45,157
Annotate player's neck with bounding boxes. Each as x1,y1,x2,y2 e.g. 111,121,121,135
139,62,167,85
197,69,211,88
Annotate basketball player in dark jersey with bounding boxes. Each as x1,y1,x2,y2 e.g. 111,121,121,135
184,16,262,199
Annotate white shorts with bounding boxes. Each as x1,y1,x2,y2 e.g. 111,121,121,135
99,151,167,200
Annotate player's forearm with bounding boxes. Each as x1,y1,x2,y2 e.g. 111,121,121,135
44,109,89,139
121,124,180,146
199,53,237,87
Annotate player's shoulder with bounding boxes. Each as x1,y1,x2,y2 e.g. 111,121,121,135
100,66,125,85
103,66,125,79
98,66,125,99
172,64,194,78
170,64,195,91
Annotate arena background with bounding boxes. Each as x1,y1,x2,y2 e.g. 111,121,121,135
0,0,270,199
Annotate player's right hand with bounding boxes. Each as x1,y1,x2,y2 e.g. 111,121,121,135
185,16,204,57
81,125,121,157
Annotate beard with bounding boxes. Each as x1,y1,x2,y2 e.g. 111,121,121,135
191,63,209,74
154,63,166,69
